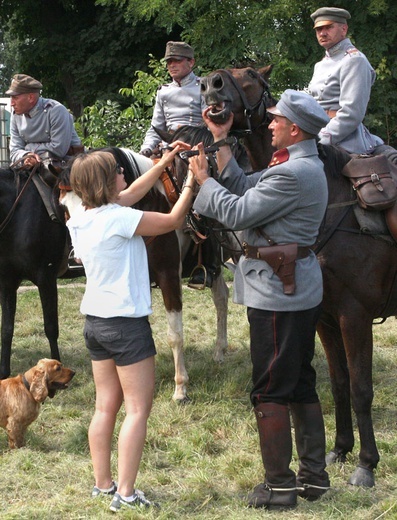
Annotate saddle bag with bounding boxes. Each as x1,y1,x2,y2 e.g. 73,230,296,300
342,154,397,211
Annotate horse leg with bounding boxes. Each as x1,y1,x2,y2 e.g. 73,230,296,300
157,276,189,403
210,274,229,362
340,316,378,487
318,310,379,487
0,286,18,379
37,279,61,361
316,314,355,464
148,232,189,403
165,308,189,403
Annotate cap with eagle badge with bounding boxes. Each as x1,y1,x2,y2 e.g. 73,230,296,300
164,41,194,60
310,7,351,28
267,89,330,135
6,74,43,96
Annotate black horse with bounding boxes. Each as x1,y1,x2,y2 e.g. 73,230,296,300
0,165,68,379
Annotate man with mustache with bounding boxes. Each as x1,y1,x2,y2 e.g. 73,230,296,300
308,7,396,162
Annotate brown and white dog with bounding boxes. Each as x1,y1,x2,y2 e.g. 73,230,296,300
0,359,75,449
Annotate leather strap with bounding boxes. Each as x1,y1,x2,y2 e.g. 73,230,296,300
243,244,312,260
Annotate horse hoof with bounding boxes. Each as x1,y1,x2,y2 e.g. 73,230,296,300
348,467,375,487
175,395,191,405
325,450,344,466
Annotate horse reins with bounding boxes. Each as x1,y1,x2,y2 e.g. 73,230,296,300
0,161,41,235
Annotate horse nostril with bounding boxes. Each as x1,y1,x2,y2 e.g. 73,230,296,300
212,74,224,90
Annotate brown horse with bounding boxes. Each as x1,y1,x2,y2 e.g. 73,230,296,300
200,66,397,487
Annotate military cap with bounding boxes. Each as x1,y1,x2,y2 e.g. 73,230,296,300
267,89,330,135
6,74,43,96
164,41,194,60
311,7,351,28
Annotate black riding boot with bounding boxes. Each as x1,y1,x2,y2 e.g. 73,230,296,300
290,402,330,501
248,402,297,510
188,235,221,290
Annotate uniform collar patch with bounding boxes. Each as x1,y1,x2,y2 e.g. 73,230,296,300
268,148,290,167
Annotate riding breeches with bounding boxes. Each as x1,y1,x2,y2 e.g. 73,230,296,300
247,305,322,406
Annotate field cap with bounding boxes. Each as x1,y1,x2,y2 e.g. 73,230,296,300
311,7,351,28
6,74,43,96
267,89,330,134
164,41,194,60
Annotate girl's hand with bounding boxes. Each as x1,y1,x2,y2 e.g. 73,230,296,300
159,141,191,166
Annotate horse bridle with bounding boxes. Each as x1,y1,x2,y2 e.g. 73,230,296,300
218,68,273,134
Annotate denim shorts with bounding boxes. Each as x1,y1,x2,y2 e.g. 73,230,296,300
83,315,156,366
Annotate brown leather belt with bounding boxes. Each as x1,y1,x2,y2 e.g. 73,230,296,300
326,109,337,118
243,244,312,261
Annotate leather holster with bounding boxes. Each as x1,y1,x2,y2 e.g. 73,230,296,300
243,242,311,295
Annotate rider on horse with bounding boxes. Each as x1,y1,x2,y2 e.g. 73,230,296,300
7,74,83,170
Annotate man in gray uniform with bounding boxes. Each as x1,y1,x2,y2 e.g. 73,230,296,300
7,74,82,168
140,41,206,157
308,7,396,162
141,41,219,289
189,90,330,510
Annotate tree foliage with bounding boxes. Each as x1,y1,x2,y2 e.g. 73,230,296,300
77,56,169,149
0,0,396,146
98,0,397,146
0,0,174,116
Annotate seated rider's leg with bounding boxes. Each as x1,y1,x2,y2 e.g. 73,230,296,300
373,144,397,165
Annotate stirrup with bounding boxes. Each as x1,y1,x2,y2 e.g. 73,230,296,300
68,247,82,270
187,264,207,290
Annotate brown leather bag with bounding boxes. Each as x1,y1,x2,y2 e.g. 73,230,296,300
342,154,397,211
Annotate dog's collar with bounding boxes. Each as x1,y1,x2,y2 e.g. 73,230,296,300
22,374,30,391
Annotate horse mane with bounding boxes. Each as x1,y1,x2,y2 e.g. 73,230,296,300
101,146,148,187
172,125,214,147
317,143,351,179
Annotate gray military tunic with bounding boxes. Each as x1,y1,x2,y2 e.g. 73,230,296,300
193,139,328,312
10,97,81,164
140,71,206,152
308,38,383,154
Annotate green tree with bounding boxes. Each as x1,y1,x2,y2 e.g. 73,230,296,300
98,0,397,145
0,0,175,116
77,55,169,148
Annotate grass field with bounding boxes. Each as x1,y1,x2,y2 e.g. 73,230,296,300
0,275,397,519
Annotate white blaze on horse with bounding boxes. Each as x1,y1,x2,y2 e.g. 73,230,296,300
60,146,231,403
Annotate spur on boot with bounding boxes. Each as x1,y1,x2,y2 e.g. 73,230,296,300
248,483,297,510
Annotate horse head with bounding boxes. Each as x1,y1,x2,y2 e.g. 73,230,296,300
201,66,276,133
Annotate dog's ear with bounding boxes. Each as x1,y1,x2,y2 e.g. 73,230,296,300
29,367,49,402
